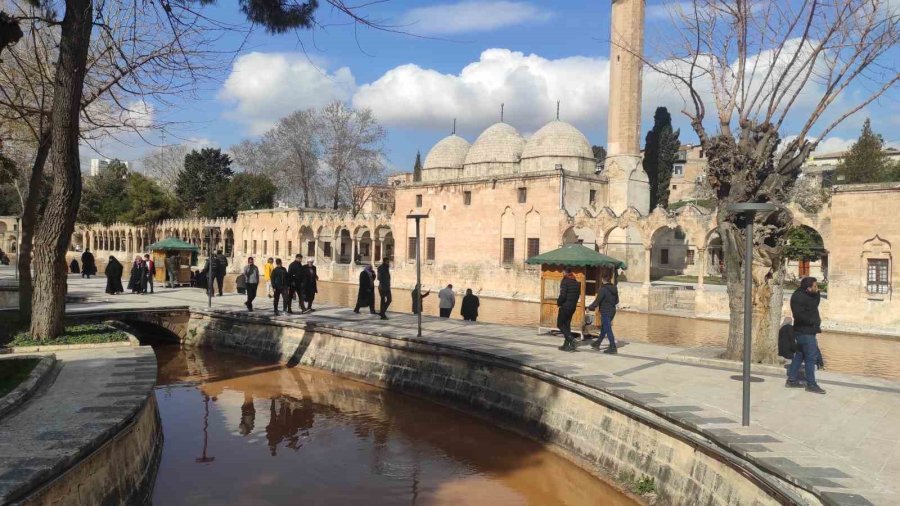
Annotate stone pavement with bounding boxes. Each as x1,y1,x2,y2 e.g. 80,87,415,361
0,344,156,502
3,268,899,505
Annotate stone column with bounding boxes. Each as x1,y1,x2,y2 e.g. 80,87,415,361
697,248,706,289
643,246,652,285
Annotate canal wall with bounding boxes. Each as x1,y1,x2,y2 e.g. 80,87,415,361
172,309,820,506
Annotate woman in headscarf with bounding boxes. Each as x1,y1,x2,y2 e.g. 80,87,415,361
69,258,80,274
104,256,124,294
127,256,146,294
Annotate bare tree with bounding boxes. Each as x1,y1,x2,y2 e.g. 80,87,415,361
319,100,386,214
647,0,899,362
140,143,193,191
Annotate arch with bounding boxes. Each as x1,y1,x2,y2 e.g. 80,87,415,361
603,226,645,282
861,235,892,296
785,225,828,281
706,231,724,277
337,229,352,264
224,229,235,257
650,225,691,281
0,222,6,234
562,226,597,249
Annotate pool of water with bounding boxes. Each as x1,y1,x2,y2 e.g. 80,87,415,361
152,346,636,505
312,281,900,381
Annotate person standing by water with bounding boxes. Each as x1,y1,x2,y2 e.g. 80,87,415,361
786,277,826,394
411,286,431,315
212,249,228,297
243,257,260,312
587,275,619,354
271,258,288,316
143,254,155,294
438,284,455,318
287,254,306,313
104,256,124,295
81,249,96,278
377,257,392,320
264,257,275,298
302,259,318,312
556,267,581,352
354,265,377,314
460,289,480,322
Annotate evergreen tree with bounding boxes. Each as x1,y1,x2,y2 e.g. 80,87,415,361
591,145,607,167
78,159,130,225
413,150,422,182
642,107,681,209
223,173,277,218
119,173,182,226
175,148,234,213
783,226,825,262
836,119,892,184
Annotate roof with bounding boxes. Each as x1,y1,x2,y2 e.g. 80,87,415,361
464,122,525,165
147,237,200,251
526,244,627,269
423,134,470,170
521,120,594,159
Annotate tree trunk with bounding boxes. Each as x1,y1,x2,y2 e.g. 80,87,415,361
719,218,784,364
29,0,93,341
16,128,51,320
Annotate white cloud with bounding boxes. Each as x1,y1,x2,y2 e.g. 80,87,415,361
646,1,691,21
399,1,553,35
219,52,356,135
814,136,854,154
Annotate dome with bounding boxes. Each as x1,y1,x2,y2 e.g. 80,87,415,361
423,134,470,170
521,120,594,160
463,123,525,166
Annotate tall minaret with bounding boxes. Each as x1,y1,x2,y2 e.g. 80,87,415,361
606,0,650,215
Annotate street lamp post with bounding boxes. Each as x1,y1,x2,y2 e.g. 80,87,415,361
14,216,20,281
406,211,429,338
727,202,777,427
204,225,220,309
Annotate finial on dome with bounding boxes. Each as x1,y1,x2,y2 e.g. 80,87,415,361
500,103,504,122
556,100,560,120
452,118,456,135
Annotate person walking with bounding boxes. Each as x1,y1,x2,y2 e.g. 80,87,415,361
556,267,581,352
786,277,826,394
354,265,377,314
460,289,480,322
243,257,260,312
287,254,306,314
127,256,145,294
143,254,155,294
264,257,275,298
165,254,178,288
104,256,124,295
587,275,619,354
213,249,228,296
438,284,455,318
81,249,96,278
271,258,289,316
302,259,318,312
377,257,392,320
411,286,430,315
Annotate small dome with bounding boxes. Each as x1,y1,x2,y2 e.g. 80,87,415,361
423,134,470,170
521,120,594,160
464,123,525,166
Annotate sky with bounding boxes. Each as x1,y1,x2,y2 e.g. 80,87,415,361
83,0,900,175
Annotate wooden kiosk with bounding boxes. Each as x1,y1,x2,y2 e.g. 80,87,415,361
526,244,626,337
147,238,199,287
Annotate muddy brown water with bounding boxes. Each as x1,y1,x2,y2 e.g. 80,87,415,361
152,346,637,505
312,281,900,381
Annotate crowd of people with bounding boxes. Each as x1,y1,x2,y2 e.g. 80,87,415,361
261,254,318,315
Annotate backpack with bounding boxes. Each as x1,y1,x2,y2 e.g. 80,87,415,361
778,324,796,359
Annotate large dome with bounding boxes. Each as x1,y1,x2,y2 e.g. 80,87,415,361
423,134,470,170
463,123,525,166
521,120,594,160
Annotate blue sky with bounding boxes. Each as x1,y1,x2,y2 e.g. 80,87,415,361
87,0,899,174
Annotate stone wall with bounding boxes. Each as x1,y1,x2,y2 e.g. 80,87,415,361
176,311,816,506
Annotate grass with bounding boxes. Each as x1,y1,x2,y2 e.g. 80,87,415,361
656,274,727,286
0,358,40,397
618,470,657,496
8,322,128,347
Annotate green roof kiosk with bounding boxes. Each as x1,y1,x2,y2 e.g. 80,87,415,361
146,237,199,286
526,244,627,337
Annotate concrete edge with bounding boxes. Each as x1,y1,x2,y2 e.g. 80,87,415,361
3,340,132,354
0,354,56,421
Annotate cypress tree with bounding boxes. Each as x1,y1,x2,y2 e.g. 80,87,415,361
835,119,892,184
413,150,422,182
642,107,681,209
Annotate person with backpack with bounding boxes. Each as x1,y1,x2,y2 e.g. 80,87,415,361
587,274,619,354
786,277,826,394
556,267,581,352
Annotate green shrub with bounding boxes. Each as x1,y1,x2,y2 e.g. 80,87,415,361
9,322,127,347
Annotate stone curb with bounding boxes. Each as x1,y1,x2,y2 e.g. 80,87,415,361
0,354,56,421
2,340,132,354
666,346,790,376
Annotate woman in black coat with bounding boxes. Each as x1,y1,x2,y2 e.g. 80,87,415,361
353,266,376,313
105,256,124,294
127,257,147,294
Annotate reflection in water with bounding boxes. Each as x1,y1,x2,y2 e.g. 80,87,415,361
315,281,900,381
152,346,635,506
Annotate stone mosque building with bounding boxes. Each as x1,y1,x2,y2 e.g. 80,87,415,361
57,0,897,332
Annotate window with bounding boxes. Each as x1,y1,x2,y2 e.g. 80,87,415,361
243,240,248,253
527,238,540,259
307,241,315,257
686,250,695,265
252,240,257,255
517,187,527,203
674,229,685,240
416,194,423,207
661,248,669,265
287,241,292,256
867,259,890,294
589,189,596,205
263,240,268,255
674,164,684,177
426,237,435,261
323,242,332,258
502,238,515,264
275,240,279,256
672,185,678,190
463,191,472,205
408,237,417,260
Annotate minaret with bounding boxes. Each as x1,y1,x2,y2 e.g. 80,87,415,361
606,0,649,215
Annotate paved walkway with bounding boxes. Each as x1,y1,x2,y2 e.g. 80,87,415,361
4,268,899,505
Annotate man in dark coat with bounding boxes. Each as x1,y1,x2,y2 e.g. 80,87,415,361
460,288,480,321
81,249,96,278
377,257,392,320
786,277,826,394
556,267,581,352
271,258,289,316
287,254,306,314
301,259,318,312
588,276,619,354
354,265,377,314
211,249,228,296
104,256,124,294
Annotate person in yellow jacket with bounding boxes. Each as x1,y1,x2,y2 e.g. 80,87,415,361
263,257,275,298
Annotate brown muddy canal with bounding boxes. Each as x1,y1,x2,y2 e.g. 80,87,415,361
313,281,900,381
152,346,636,505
